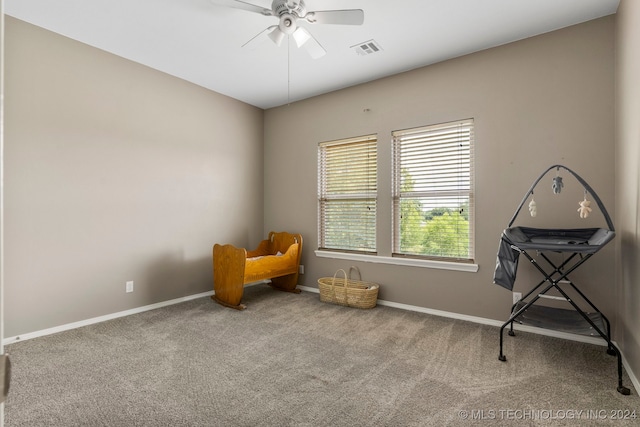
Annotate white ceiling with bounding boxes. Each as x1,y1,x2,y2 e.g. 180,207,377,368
5,0,620,109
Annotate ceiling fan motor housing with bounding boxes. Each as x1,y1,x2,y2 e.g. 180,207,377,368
278,14,296,34
272,0,307,18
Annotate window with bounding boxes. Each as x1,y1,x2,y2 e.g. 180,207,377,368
392,119,474,262
318,135,377,253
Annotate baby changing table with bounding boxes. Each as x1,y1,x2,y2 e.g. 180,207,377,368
493,164,630,395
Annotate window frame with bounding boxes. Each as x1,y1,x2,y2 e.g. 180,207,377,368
391,119,475,263
317,134,378,254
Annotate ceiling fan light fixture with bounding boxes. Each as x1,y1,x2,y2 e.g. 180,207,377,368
292,27,311,47
268,27,286,46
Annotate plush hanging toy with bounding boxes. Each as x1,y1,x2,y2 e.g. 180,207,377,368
528,198,537,217
552,175,564,194
578,197,592,219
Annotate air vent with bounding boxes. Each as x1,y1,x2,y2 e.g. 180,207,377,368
351,40,383,56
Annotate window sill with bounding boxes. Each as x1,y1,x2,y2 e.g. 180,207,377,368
314,250,479,273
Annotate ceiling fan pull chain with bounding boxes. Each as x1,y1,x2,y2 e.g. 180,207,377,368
287,35,291,105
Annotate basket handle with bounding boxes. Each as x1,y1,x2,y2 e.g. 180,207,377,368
330,269,348,301
348,266,361,281
331,269,348,289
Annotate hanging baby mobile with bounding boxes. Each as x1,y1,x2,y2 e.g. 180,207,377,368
526,166,590,219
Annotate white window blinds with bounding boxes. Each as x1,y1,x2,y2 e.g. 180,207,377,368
318,135,377,253
392,119,474,261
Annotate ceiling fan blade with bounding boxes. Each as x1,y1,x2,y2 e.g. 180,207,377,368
297,28,326,59
210,0,273,16
304,9,364,25
242,26,278,49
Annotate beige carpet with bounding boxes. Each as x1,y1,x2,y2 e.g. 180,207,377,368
5,285,639,426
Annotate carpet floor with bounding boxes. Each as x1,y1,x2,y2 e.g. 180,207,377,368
4,285,639,426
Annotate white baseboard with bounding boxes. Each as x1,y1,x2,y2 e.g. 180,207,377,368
300,285,640,393
2,282,278,345
301,285,605,345
3,291,214,345
5,285,638,395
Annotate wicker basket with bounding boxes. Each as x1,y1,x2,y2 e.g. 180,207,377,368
318,267,379,309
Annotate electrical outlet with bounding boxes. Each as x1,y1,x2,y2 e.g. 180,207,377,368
126,281,134,293
299,265,305,275
513,292,522,305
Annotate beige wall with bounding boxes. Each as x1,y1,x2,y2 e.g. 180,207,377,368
4,17,264,337
615,0,640,383
265,17,616,322
3,13,625,354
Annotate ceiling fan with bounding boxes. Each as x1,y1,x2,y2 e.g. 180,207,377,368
210,0,364,59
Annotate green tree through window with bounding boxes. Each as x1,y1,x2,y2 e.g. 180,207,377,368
399,170,470,258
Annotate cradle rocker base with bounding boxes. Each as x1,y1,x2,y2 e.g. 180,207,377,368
213,231,303,309
269,284,302,294
211,295,247,311
269,275,302,293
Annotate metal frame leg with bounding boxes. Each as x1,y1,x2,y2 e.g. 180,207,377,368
498,249,630,395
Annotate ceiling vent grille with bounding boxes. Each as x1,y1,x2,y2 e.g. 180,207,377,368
351,40,383,56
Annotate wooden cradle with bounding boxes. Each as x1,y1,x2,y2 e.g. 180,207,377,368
212,231,303,310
